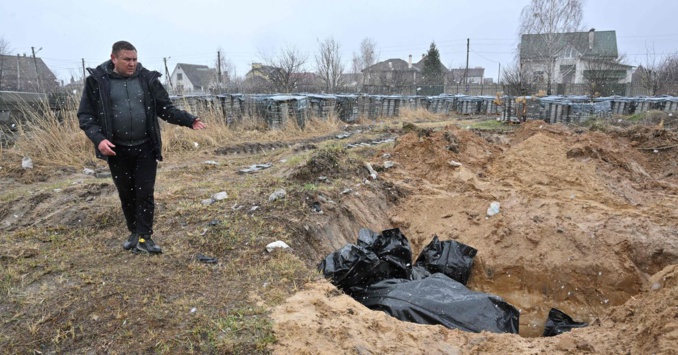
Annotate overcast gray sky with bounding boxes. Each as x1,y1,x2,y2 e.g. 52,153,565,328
2,0,677,84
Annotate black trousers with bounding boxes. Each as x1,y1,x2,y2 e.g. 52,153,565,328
107,142,157,236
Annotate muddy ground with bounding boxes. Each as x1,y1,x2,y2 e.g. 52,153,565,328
1,117,678,354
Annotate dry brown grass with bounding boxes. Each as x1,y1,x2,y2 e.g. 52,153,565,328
3,101,343,171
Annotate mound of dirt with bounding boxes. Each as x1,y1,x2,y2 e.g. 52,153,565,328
291,146,366,182
272,119,678,353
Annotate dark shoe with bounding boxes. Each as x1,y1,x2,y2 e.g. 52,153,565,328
135,235,162,254
123,233,139,251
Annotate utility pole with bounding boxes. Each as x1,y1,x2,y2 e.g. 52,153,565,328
217,50,222,93
465,38,470,90
31,47,42,92
163,57,173,91
16,54,21,91
82,58,86,80
497,63,501,84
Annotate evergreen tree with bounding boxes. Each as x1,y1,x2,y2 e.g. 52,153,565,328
422,42,444,85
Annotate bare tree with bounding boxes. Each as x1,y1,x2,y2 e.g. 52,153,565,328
315,37,345,93
260,44,308,93
637,45,678,96
519,0,585,94
351,37,379,90
583,55,629,97
0,36,11,90
501,62,536,96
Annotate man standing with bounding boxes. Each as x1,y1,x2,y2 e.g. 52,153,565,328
78,41,206,254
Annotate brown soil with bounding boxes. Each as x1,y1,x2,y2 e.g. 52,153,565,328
271,120,678,354
2,118,678,353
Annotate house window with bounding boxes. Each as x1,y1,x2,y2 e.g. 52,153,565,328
560,65,575,84
533,71,545,84
177,73,183,81
562,47,578,59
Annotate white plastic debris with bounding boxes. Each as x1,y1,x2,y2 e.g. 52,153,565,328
204,160,219,165
22,157,33,169
448,160,462,167
384,161,395,169
365,162,378,180
269,189,287,202
193,142,199,148
83,168,95,175
266,240,290,253
189,307,197,314
486,201,501,217
211,191,228,201
201,199,214,205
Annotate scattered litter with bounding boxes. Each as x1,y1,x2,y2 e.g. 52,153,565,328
382,153,392,159
311,202,322,213
341,188,352,195
201,199,214,205
211,191,228,201
543,308,588,336
269,189,287,202
280,159,287,163
266,240,290,253
231,204,243,211
22,157,33,169
189,307,197,314
85,196,95,202
83,168,95,175
317,176,328,182
204,160,219,165
383,161,395,169
486,201,501,216
72,180,83,185
193,142,199,148
250,205,260,212
365,163,378,180
196,254,218,264
336,133,352,139
238,163,272,174
448,160,463,167
208,220,220,226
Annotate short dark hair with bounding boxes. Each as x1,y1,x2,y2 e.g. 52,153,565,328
112,41,136,55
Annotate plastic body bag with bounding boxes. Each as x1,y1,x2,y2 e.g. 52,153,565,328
543,308,588,336
352,273,520,334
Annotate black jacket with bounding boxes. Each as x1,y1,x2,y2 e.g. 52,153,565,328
77,61,196,161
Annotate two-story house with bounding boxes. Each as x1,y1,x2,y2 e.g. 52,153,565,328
169,63,217,95
520,29,632,92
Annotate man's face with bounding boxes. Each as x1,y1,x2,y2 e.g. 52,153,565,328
111,49,138,76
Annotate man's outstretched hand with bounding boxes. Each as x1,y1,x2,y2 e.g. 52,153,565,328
192,118,206,130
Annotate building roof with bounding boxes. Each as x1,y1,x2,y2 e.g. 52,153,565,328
176,63,216,88
520,30,619,59
364,58,420,72
0,54,59,91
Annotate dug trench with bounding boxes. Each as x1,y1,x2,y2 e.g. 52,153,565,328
271,120,678,354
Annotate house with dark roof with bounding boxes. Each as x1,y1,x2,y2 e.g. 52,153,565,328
520,29,632,86
169,63,217,94
360,54,454,94
0,54,59,92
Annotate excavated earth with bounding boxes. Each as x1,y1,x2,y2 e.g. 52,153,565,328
271,120,678,354
2,118,678,353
